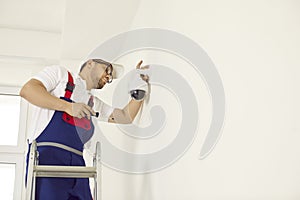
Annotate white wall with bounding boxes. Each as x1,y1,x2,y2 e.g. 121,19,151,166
0,0,300,199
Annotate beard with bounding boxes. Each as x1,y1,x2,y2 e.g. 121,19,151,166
97,79,106,89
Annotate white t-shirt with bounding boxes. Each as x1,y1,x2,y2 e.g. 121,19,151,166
27,65,114,144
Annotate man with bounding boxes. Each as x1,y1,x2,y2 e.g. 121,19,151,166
20,59,149,200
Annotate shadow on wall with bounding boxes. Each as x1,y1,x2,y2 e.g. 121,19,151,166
122,161,155,200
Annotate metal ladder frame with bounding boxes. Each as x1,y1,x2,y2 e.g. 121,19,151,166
25,140,101,200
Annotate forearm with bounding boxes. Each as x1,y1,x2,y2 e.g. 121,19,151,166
108,60,150,124
124,98,144,121
109,99,144,124
20,79,70,112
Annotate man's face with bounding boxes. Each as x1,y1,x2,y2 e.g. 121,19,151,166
91,62,113,89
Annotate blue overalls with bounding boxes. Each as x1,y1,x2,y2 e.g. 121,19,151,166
26,72,94,200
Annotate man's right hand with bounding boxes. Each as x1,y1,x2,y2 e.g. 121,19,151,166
66,102,96,119
20,79,96,119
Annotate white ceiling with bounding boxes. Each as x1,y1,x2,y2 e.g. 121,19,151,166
61,0,141,59
0,0,65,33
0,0,143,61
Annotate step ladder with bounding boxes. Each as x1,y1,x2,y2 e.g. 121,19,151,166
25,140,101,200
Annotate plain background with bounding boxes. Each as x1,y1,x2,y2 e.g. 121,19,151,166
0,0,299,199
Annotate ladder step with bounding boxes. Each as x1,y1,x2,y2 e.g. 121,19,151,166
34,166,97,178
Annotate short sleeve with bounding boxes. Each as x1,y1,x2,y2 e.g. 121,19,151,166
93,96,114,122
33,66,63,92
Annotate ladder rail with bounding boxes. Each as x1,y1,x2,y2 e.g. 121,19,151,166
25,141,37,200
94,141,101,200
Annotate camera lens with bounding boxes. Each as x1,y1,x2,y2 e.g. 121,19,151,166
130,89,146,100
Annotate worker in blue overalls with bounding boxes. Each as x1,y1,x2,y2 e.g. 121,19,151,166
20,59,149,200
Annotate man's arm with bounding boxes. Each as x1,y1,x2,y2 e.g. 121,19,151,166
108,60,149,124
108,99,144,124
20,79,95,119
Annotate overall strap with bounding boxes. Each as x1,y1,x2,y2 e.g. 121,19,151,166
64,71,75,99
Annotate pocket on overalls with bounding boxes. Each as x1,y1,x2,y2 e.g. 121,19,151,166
62,113,91,130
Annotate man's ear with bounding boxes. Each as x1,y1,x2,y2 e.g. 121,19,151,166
86,59,94,69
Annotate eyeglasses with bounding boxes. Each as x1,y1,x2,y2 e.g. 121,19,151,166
92,59,113,83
